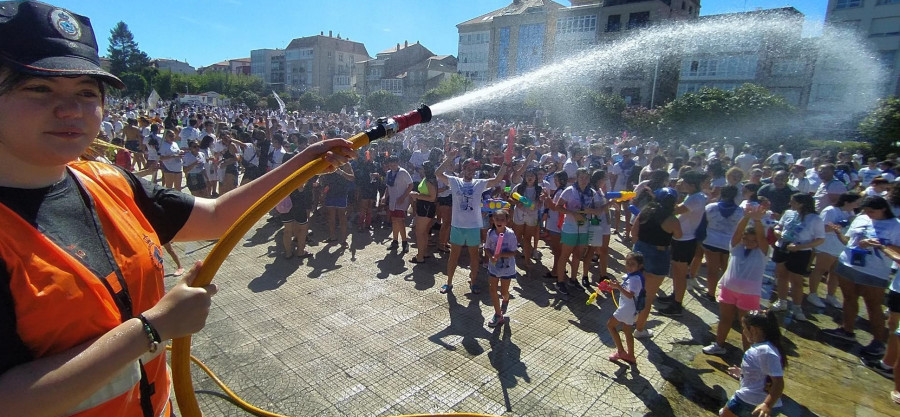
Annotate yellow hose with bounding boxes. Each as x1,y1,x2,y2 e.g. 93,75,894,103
169,129,501,417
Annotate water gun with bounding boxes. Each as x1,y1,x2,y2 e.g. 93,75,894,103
493,233,505,261
482,199,510,212
511,191,534,209
504,127,516,163
587,280,618,307
605,191,637,202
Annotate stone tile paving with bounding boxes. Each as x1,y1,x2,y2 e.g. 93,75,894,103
165,217,897,416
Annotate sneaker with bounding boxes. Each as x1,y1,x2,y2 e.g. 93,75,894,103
657,303,684,317
487,314,504,328
556,281,570,296
822,327,856,342
860,357,894,379
791,305,808,322
806,293,825,308
634,329,653,339
689,277,706,291
861,340,886,357
582,276,591,288
891,390,900,405
656,294,675,304
825,295,843,309
500,300,509,315
770,299,789,312
568,278,582,288
402,241,409,252
702,343,726,356
388,240,398,250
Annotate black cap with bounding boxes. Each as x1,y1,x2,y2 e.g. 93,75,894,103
0,1,124,89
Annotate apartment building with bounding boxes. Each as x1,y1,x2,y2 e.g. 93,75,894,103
357,41,458,107
284,31,370,97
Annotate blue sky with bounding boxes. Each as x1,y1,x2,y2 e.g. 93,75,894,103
50,0,827,68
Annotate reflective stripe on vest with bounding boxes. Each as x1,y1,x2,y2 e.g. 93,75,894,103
66,349,164,416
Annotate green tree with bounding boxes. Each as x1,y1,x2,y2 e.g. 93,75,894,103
119,72,148,98
297,91,325,111
236,91,260,109
660,83,794,143
366,90,403,116
622,106,662,137
859,97,900,157
107,22,150,76
421,74,472,105
588,92,626,133
324,90,360,113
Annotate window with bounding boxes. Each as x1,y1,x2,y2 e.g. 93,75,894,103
881,50,897,69
497,27,510,79
878,0,900,4
871,17,900,37
772,60,804,76
835,0,862,9
627,12,650,30
557,15,597,34
606,15,621,32
621,88,641,106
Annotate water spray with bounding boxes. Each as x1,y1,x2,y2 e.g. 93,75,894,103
170,105,438,417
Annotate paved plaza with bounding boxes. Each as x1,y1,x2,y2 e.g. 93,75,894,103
167,214,898,416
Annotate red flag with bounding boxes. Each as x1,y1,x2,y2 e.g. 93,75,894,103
505,127,516,164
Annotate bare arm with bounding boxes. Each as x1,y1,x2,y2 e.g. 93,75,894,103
0,265,215,417
485,164,509,189
174,138,354,241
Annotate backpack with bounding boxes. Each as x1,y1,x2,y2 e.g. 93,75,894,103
275,195,293,214
632,273,647,311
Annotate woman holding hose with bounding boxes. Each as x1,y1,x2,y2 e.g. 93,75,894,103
0,2,354,416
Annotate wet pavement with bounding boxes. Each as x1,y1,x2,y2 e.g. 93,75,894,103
165,214,898,416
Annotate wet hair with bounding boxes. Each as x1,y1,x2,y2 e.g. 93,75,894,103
791,193,816,218
199,135,214,149
719,185,738,202
590,169,607,189
889,182,900,208
834,192,862,208
743,310,787,368
554,170,569,186
641,191,676,224
647,169,669,190
490,209,510,233
422,160,437,182
516,168,542,198
860,195,895,219
625,251,644,268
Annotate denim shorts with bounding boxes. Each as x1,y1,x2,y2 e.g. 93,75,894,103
633,240,671,276
726,396,780,417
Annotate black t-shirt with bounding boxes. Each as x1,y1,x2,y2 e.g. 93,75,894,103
0,166,195,374
757,183,797,215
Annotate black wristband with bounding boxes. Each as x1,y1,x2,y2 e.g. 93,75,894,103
137,314,161,343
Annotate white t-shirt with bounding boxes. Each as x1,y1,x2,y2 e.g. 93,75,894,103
182,151,206,175
143,134,160,162
676,192,708,241
721,244,767,295
814,179,847,213
610,160,637,192
777,210,825,248
178,126,200,149
613,272,644,326
555,185,603,233
159,141,183,173
734,153,757,174
448,176,489,229
703,202,745,250
839,215,900,281
486,227,518,277
385,168,413,212
817,206,853,257
735,342,784,408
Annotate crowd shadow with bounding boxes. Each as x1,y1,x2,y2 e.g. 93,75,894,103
641,341,728,415
488,323,529,413
428,292,492,356
247,254,300,292
601,363,676,416
305,243,345,279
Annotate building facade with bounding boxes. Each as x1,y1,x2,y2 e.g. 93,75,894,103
676,8,815,109
250,49,285,90
284,31,370,97
150,58,196,75
822,0,900,98
456,0,701,107
198,58,251,76
357,41,458,107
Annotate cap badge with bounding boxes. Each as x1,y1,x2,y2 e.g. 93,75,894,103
50,9,81,40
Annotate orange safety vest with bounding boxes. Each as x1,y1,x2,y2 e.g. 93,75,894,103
0,161,171,417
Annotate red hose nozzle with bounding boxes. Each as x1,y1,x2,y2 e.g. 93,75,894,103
394,104,432,133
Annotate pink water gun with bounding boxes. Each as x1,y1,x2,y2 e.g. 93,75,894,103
492,233,505,262
504,127,515,164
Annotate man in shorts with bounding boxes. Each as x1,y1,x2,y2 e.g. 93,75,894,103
436,149,507,294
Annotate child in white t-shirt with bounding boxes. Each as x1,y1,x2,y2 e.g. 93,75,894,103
484,210,518,328
606,252,645,365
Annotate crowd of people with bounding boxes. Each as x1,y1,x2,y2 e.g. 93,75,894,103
101,94,900,412
3,1,899,416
